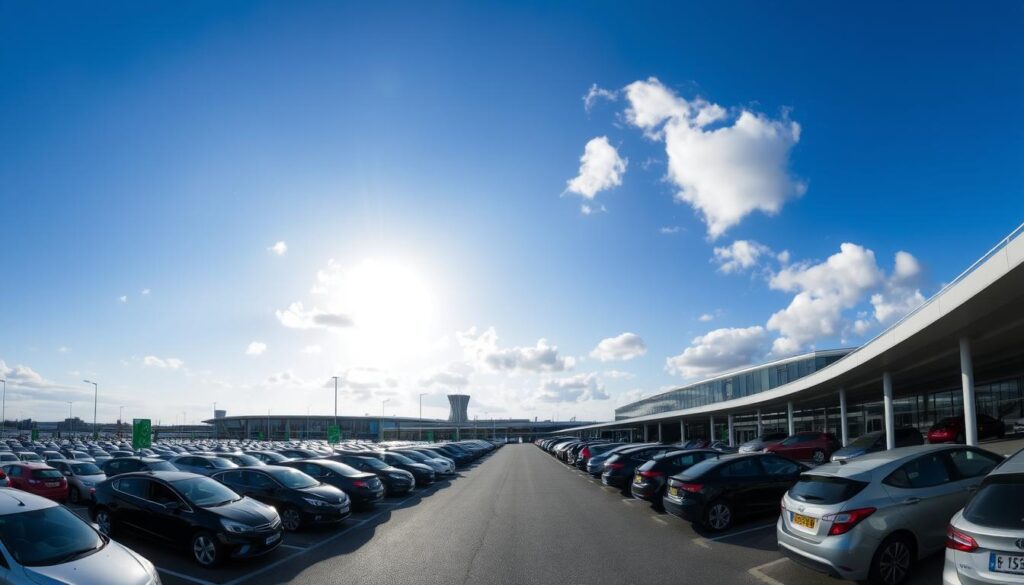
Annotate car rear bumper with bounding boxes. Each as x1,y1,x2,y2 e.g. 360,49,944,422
601,473,628,488
662,496,700,521
776,516,875,581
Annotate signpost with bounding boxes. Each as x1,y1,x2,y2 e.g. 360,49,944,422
327,425,340,444
132,419,152,449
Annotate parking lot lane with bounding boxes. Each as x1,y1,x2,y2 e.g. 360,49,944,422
754,552,945,585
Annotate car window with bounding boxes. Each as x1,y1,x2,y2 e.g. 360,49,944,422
217,470,243,485
247,471,277,488
718,458,761,478
963,478,1024,529
949,449,1001,479
149,482,184,506
49,461,67,473
761,456,799,476
115,477,149,498
885,452,951,488
790,475,869,504
7,466,20,477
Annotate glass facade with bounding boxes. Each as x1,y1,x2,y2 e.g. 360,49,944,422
614,351,849,420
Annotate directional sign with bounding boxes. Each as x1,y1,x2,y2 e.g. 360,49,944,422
132,419,152,449
327,425,341,444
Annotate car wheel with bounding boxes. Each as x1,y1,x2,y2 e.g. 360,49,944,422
191,531,222,567
93,507,114,536
812,449,826,464
69,486,81,504
703,500,733,532
281,506,302,532
869,534,914,585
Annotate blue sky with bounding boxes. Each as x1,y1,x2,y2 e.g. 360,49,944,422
2,1,1022,425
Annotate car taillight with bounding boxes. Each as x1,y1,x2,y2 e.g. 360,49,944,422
639,470,664,478
605,462,625,470
946,525,978,552
581,447,590,459
824,507,875,536
352,480,368,488
679,483,703,493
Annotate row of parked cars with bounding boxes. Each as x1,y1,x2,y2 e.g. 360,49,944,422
539,429,1023,585
0,437,500,584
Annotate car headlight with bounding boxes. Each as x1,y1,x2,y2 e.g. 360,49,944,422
303,497,329,507
220,519,254,534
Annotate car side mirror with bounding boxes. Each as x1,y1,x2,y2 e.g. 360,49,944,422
163,501,182,511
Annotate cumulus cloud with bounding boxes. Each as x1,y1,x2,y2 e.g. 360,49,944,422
536,373,609,403
590,332,647,362
565,136,627,204
269,241,288,256
457,326,574,374
870,251,926,325
713,240,773,274
622,77,804,239
245,342,267,356
659,226,681,234
666,326,768,379
698,313,715,322
419,368,470,388
584,84,618,112
142,355,184,369
118,295,128,303
275,301,354,330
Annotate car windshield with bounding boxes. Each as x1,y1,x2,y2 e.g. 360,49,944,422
209,458,237,468
69,462,102,475
146,460,176,471
267,467,318,489
0,506,105,567
846,433,882,449
386,453,416,465
231,454,263,466
963,479,1024,529
675,457,722,479
398,451,428,462
172,476,240,507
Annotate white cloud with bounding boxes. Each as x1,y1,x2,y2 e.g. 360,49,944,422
419,368,470,388
245,342,267,356
536,373,609,403
583,84,618,113
301,345,322,354
713,240,773,274
118,295,128,303
870,251,926,325
58,346,70,353
590,332,647,362
457,326,574,374
266,369,303,386
698,313,715,322
141,288,151,296
622,77,804,239
565,136,627,201
602,369,635,380
580,203,607,215
666,326,768,379
269,241,288,256
327,367,399,400
275,301,354,330
659,226,681,234
142,355,184,369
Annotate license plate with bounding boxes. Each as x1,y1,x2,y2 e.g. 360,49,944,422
46,482,59,488
265,532,281,545
668,486,679,497
991,553,1024,575
634,473,642,484
792,513,817,529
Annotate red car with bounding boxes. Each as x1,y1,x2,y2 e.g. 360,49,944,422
927,414,1005,443
1,462,68,501
764,431,840,464
0,468,8,487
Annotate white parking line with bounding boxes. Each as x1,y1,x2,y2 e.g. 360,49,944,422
277,543,308,551
156,567,219,585
747,558,789,585
706,522,777,542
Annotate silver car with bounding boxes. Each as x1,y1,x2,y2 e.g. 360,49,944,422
943,448,1024,584
777,444,1003,585
0,487,161,585
48,459,107,504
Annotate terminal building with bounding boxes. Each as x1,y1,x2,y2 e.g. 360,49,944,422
561,223,1024,450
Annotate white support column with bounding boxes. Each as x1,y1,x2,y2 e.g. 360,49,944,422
883,372,895,450
709,414,715,441
756,409,763,437
839,387,849,447
960,338,978,446
680,421,686,441
787,402,795,435
727,414,735,447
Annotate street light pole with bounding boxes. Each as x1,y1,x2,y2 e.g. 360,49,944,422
331,376,339,432
67,402,73,438
0,378,6,438
418,393,426,441
83,380,98,439
381,399,389,441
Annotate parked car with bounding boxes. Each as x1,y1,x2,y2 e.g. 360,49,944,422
15,452,43,463
276,448,323,460
170,454,238,476
101,456,178,477
737,432,789,453
244,450,293,464
0,469,8,487
830,428,924,462
218,453,266,467
92,471,283,567
333,454,415,496
777,444,1003,585
47,460,106,504
379,452,435,486
0,452,19,464
281,459,385,509
630,449,719,506
587,443,654,476
765,431,841,465
928,414,1005,444
944,447,1024,585
602,445,673,491
575,442,622,470
212,466,350,531
394,449,454,476
664,452,808,531
1,462,68,502
0,488,161,585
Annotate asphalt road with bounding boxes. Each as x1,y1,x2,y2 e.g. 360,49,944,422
138,443,949,585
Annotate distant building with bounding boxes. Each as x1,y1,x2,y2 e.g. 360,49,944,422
448,394,470,424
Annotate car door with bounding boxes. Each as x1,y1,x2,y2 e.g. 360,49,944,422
759,455,803,501
110,476,150,531
244,470,283,507
216,470,250,496
715,458,767,515
946,447,1003,511
881,451,960,554
144,479,193,544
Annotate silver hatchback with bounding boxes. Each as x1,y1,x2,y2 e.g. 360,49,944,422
777,444,1003,585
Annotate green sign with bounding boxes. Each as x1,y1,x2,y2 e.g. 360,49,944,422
426,430,434,442
132,419,152,449
30,429,39,441
327,425,340,444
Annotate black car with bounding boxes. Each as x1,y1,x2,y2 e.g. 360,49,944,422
244,450,293,464
277,448,324,460
101,456,178,477
332,454,414,496
662,452,808,532
601,445,673,492
281,460,385,509
630,449,720,506
429,445,472,466
219,453,267,467
91,471,283,566
212,466,350,531
379,452,435,486
418,446,464,467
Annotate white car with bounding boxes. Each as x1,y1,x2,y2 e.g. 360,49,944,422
0,488,161,585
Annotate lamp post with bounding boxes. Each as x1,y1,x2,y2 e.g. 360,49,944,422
119,406,124,438
83,380,98,439
67,402,73,438
381,399,389,441
0,378,6,438
418,393,426,441
330,376,339,432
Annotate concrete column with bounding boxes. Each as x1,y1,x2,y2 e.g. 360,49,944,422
756,409,763,437
839,387,849,447
883,372,895,450
657,424,663,443
960,338,978,446
643,425,649,442
709,414,715,441
680,420,686,441
787,402,795,435
727,414,735,447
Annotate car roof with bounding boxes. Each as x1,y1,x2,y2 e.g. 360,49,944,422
6,461,53,468
806,444,964,478
988,448,1024,477
657,449,718,460
0,487,59,514
118,470,200,481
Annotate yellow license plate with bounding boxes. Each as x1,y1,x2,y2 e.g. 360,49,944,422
668,486,679,497
634,473,642,483
792,513,816,529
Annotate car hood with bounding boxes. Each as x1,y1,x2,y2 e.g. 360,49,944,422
405,463,433,473
210,496,278,525
300,484,348,504
25,540,152,585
